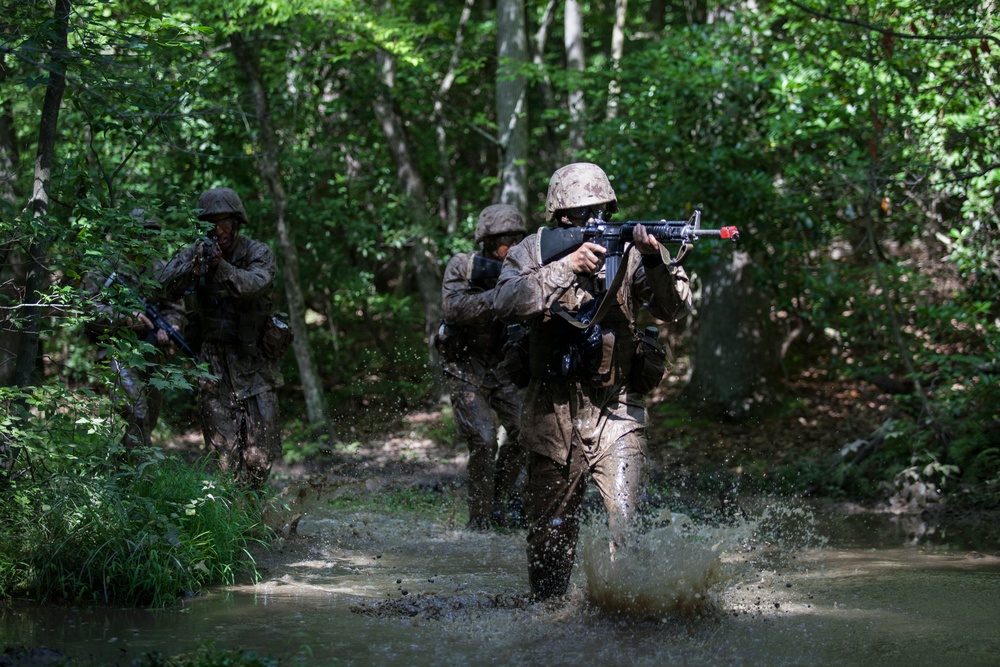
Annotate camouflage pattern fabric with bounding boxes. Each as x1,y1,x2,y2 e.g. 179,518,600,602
196,187,248,226
160,233,282,488
544,162,620,221
475,203,527,243
82,259,185,451
441,251,525,529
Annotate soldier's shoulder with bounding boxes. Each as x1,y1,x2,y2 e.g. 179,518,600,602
508,232,540,259
241,235,275,258
445,251,473,269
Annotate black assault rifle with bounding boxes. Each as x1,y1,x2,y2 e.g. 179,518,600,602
104,272,197,358
469,254,502,287
539,210,739,291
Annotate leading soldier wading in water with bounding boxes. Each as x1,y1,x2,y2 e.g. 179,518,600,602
494,163,693,600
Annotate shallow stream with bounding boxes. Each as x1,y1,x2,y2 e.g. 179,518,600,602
2,497,998,666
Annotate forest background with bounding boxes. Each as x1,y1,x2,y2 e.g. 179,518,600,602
1,0,998,607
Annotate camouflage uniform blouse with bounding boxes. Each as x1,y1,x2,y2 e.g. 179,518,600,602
440,252,507,388
493,233,692,464
159,234,281,399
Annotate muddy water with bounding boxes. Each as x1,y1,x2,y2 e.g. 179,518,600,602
2,499,999,666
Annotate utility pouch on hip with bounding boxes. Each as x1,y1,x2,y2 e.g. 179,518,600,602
261,313,294,359
591,330,618,387
496,323,531,388
630,326,668,394
433,321,463,361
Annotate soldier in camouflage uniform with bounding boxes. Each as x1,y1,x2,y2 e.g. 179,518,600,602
494,163,693,599
82,210,186,452
439,204,528,530
159,188,282,489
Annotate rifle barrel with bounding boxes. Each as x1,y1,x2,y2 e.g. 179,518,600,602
622,221,739,242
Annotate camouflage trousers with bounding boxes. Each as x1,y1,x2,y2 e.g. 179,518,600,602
110,358,163,451
524,432,648,600
450,378,525,529
200,386,281,490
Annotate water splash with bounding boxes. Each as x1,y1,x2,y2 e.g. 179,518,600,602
580,511,738,618
581,498,828,618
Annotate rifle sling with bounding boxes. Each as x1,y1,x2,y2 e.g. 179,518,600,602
547,242,635,331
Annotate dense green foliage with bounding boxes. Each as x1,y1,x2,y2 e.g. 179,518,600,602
1,0,998,608
0,390,264,606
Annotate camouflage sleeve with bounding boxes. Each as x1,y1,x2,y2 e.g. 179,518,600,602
213,240,275,298
149,259,187,332
630,245,693,323
442,253,495,325
493,233,579,323
158,243,200,300
80,271,124,333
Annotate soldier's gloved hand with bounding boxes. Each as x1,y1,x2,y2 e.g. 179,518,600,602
205,240,223,270
130,312,154,331
632,223,661,255
570,241,606,275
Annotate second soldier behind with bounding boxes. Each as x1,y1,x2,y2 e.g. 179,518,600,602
438,204,527,530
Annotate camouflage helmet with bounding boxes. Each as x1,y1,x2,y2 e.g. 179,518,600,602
474,204,527,243
196,187,248,227
544,162,619,222
129,207,161,231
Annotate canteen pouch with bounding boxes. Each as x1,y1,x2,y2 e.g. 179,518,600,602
630,326,667,394
262,314,294,359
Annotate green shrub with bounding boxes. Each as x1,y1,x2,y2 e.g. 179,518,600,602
0,386,266,607
0,451,265,607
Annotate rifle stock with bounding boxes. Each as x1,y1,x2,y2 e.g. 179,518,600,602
470,254,502,285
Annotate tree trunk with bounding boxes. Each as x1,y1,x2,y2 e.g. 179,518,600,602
0,52,18,207
432,0,475,234
684,0,708,25
497,0,529,213
681,250,783,420
531,0,560,162
606,0,627,120
371,44,444,388
229,32,331,433
564,0,587,157
646,0,666,30
12,0,70,390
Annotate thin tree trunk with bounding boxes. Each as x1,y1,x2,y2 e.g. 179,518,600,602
13,0,70,389
646,0,667,30
0,52,19,207
564,0,587,157
531,0,559,162
229,32,331,433
606,0,627,120
685,0,708,25
497,0,529,213
432,0,475,234
372,45,444,387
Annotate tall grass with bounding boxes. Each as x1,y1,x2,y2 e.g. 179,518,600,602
0,448,266,607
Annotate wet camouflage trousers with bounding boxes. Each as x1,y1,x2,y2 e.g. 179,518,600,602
450,378,525,529
524,433,648,599
110,358,163,451
200,386,281,490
